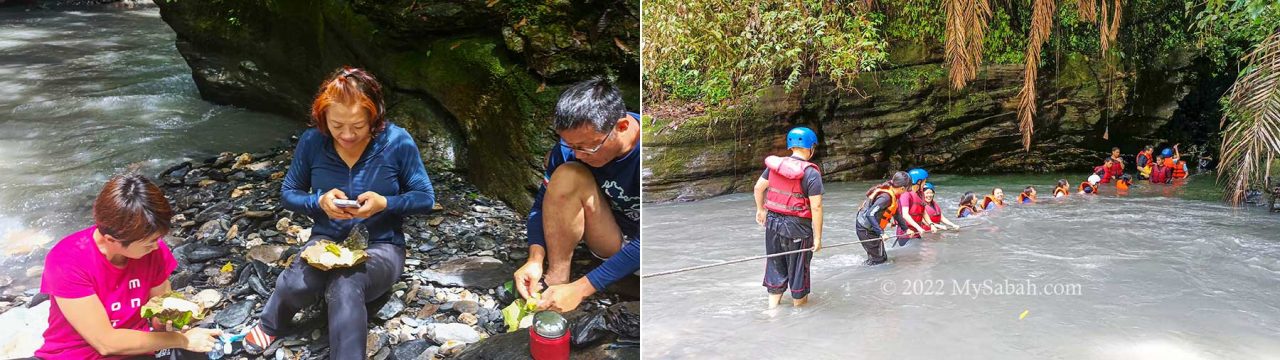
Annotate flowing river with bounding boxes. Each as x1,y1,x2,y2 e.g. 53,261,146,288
642,173,1280,359
0,5,302,284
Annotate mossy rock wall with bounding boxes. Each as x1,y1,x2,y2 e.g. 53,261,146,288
645,52,1206,202
154,0,640,213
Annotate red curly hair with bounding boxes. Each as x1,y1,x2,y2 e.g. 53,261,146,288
310,66,387,137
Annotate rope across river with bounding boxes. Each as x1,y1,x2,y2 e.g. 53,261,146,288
640,222,982,278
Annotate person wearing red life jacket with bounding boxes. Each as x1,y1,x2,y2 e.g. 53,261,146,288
854,171,914,266
920,183,960,231
896,168,931,242
753,126,824,308
1107,147,1126,182
1093,158,1116,184
1150,154,1171,184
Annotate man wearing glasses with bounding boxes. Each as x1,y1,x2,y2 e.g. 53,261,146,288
513,78,641,312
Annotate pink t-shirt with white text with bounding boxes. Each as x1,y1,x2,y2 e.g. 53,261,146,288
36,226,177,360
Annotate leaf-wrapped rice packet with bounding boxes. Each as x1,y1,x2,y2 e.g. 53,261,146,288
301,240,368,271
140,293,206,329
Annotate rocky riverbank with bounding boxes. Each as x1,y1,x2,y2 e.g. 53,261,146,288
0,137,638,359
151,0,641,214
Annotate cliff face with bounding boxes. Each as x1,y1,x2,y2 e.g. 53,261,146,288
644,48,1210,202
154,0,640,213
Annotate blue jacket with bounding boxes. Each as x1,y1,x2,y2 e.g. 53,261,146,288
281,123,435,247
527,113,641,291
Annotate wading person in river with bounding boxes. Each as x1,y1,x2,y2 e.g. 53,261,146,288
1053,179,1071,198
980,187,1005,210
896,168,931,241
956,191,981,218
921,183,959,231
1107,147,1126,182
1079,174,1101,194
1135,145,1154,180
753,127,824,308
35,173,222,359
512,79,640,312
242,67,436,358
1016,186,1037,204
855,171,912,265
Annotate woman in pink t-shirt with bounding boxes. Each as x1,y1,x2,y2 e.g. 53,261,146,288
35,174,221,359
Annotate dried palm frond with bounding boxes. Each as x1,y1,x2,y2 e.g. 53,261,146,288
1098,0,1110,56
1015,0,1056,151
945,0,992,89
1218,30,1280,206
1077,0,1096,22
1100,0,1121,56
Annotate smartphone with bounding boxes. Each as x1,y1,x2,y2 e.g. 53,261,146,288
333,199,361,208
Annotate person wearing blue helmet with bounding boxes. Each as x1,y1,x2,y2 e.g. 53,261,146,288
754,126,824,308
1162,144,1188,179
907,168,929,192
897,168,932,242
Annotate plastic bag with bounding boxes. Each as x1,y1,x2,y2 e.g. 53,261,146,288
570,302,639,347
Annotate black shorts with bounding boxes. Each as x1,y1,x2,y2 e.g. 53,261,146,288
762,212,813,299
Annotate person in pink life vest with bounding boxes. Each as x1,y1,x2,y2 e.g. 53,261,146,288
920,183,960,231
753,126,824,309
894,168,931,244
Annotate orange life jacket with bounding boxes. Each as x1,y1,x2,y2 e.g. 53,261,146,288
1116,179,1131,191
980,195,1003,210
956,204,977,218
866,187,900,230
1016,193,1035,204
1053,186,1069,197
1172,161,1188,179
762,156,819,218
1136,150,1153,168
1079,182,1096,194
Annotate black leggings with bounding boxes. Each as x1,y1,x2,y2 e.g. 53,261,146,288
258,239,405,359
856,226,888,264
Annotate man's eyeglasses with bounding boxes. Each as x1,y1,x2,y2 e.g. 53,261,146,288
559,123,617,154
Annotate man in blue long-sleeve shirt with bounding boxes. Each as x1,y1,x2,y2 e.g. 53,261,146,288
514,79,640,312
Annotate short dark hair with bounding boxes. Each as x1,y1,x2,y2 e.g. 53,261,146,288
890,171,912,188
94,173,172,246
553,78,627,133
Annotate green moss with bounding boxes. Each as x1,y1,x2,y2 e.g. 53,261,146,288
380,36,558,213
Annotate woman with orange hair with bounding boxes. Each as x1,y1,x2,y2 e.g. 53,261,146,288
243,67,436,358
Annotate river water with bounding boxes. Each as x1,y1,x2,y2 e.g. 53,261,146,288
642,173,1280,359
0,6,301,274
